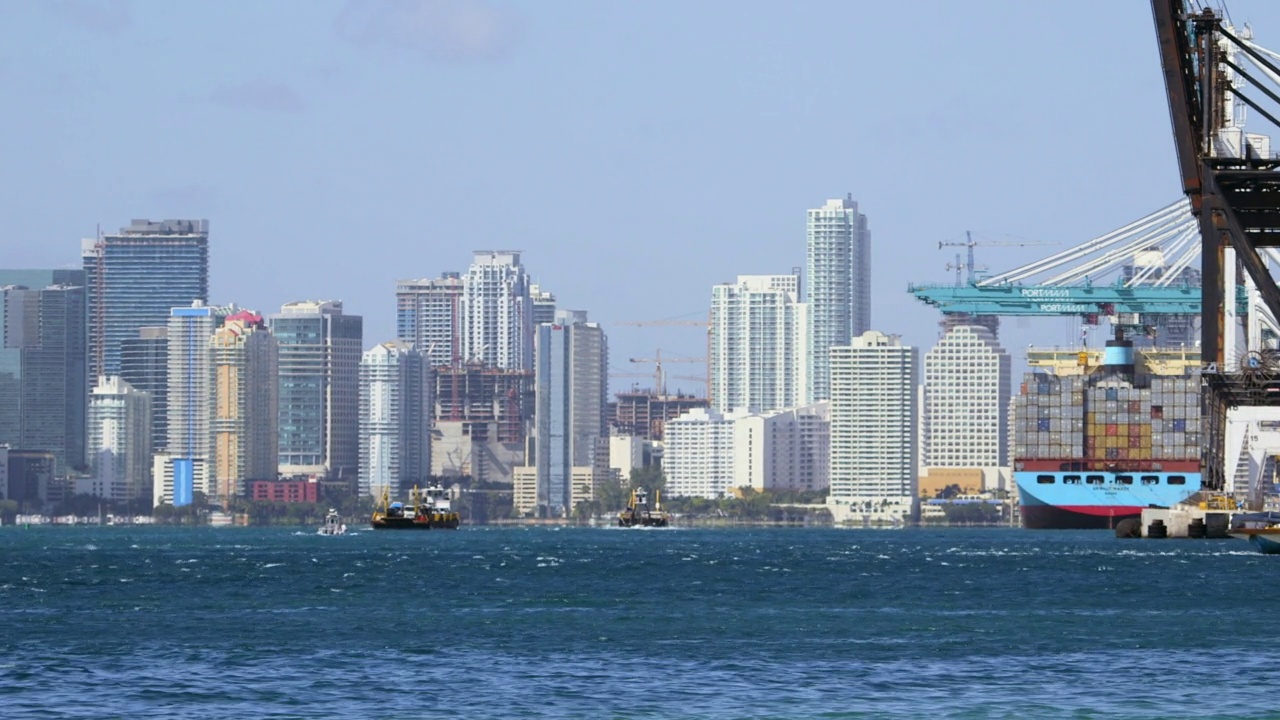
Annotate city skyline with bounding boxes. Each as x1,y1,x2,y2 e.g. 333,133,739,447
9,2,1279,395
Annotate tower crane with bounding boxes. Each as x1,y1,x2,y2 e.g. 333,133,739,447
614,319,709,327
939,231,1059,286
628,349,706,396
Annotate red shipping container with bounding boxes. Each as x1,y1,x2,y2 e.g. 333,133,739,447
1106,424,1118,436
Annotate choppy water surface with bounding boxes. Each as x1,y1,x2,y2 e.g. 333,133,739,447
1,526,1277,718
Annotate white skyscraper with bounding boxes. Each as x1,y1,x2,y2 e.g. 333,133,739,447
87,376,152,503
165,302,218,503
396,273,463,368
709,274,805,413
461,251,533,371
827,331,918,524
358,341,432,500
805,196,870,403
924,325,1010,470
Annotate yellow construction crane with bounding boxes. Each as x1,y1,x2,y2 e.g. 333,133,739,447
628,349,706,395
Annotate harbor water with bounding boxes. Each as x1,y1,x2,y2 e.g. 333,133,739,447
2,526,1278,719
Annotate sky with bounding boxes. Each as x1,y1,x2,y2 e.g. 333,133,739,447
4,0,1280,395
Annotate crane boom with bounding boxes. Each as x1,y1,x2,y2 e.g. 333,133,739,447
938,230,1058,285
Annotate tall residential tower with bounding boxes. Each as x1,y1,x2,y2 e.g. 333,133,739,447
827,331,917,525
0,274,88,477
269,301,363,482
461,251,533,371
396,273,463,368
805,197,870,403
529,311,608,517
709,273,805,413
212,311,279,501
358,341,431,499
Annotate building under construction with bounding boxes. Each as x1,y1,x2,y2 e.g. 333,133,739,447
431,363,534,484
609,390,709,441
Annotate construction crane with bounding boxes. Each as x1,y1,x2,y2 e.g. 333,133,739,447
668,374,709,398
938,231,1059,286
628,349,706,395
614,319,709,327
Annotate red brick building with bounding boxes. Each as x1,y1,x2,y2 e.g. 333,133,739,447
250,480,319,503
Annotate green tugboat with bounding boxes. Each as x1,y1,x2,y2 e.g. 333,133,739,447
371,485,460,530
618,487,670,528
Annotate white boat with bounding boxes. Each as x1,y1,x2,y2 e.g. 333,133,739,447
1229,512,1280,554
317,509,347,536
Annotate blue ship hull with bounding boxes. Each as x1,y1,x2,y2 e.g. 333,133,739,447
1016,470,1202,529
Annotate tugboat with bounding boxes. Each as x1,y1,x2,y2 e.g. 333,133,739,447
371,485,460,530
317,508,346,536
618,487,671,528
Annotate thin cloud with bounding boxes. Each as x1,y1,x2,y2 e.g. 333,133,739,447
336,0,521,62
46,0,132,34
209,80,307,114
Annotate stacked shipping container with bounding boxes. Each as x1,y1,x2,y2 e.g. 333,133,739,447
1014,368,1200,465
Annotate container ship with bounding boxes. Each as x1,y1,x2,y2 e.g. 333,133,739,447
1013,334,1202,529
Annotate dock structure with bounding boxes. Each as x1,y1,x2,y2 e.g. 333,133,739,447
1153,2,1280,499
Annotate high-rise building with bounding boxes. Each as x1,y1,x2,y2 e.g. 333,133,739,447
461,251,533,370
530,284,557,325
924,325,1010,470
269,300,363,482
212,311,279,501
165,303,218,503
530,311,608,517
709,273,804,413
166,304,217,460
805,196,870,403
0,277,87,477
827,331,918,524
358,340,431,500
396,273,463,368
82,219,209,380
120,327,169,454
86,376,152,503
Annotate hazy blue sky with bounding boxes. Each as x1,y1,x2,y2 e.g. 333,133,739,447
4,0,1280,394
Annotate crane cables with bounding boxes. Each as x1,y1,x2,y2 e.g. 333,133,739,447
976,199,1195,288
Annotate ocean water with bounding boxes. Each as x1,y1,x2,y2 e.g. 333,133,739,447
1,525,1277,719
